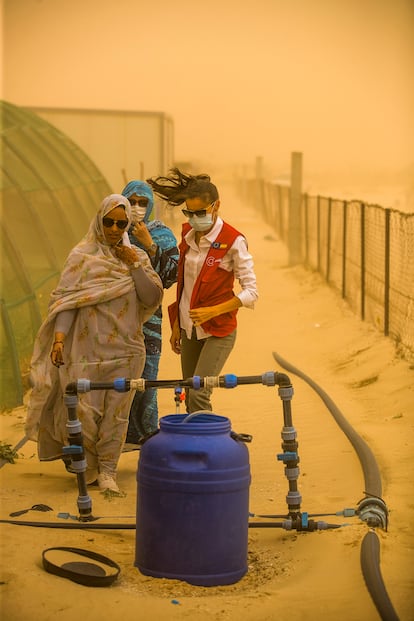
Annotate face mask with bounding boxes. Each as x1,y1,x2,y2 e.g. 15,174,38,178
131,206,147,224
188,214,214,232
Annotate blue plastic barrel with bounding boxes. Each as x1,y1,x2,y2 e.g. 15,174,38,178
135,413,251,586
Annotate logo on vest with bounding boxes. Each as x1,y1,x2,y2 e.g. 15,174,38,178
211,242,228,249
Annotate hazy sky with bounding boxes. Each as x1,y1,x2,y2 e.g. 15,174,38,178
2,0,414,181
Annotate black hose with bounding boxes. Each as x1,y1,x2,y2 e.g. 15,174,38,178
361,531,399,621
0,519,341,530
0,519,136,529
273,352,399,621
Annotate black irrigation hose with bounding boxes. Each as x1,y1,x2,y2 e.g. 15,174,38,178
0,519,136,529
0,519,342,530
272,351,399,621
361,531,399,621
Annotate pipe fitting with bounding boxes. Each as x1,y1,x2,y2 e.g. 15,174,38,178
358,496,388,531
76,379,91,393
63,394,78,407
286,490,302,508
278,385,294,400
130,378,146,391
262,372,276,386
284,466,300,480
65,420,82,435
281,427,297,441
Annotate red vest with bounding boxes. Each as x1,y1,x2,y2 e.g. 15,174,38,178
168,221,243,337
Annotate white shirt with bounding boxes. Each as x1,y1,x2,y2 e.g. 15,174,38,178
179,217,258,339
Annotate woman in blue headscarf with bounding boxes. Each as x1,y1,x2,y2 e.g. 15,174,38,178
121,180,179,447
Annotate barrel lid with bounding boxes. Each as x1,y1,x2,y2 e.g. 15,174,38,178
42,546,120,587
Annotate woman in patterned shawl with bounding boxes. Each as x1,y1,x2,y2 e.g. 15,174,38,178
25,194,163,496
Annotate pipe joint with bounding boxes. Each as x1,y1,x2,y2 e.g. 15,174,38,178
63,394,78,407
358,496,388,531
130,378,146,391
262,372,276,386
278,385,294,400
281,426,297,441
274,372,291,387
286,490,302,508
65,459,87,472
113,377,129,392
284,466,300,480
223,373,238,388
76,379,91,393
204,376,219,390
77,495,92,511
65,420,82,435
64,382,78,395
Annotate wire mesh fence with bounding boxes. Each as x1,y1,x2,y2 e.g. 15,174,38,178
239,178,414,362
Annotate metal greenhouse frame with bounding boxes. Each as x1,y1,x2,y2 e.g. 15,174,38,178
1,100,112,409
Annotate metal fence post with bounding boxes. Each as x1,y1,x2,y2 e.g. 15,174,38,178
342,200,348,299
326,197,332,282
384,208,391,336
288,151,302,265
360,203,366,321
304,193,309,265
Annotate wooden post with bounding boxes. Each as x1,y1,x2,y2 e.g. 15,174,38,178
289,151,302,265
384,208,391,336
342,200,348,299
255,155,264,181
360,202,366,321
255,155,265,216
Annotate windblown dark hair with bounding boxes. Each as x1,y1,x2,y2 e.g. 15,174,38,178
146,167,219,207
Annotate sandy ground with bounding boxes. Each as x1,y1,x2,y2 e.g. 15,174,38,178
1,183,413,621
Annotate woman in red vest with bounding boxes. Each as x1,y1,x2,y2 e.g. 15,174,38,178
147,168,258,413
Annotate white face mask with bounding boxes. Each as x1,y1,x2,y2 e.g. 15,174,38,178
188,213,214,231
131,206,147,224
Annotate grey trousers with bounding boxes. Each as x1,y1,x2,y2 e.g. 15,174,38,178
180,328,237,413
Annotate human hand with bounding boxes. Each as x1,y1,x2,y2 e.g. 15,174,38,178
131,222,153,249
170,322,181,354
50,341,64,367
114,244,140,267
189,306,216,327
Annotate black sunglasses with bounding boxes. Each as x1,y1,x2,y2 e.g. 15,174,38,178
129,198,149,207
102,217,129,230
181,202,216,218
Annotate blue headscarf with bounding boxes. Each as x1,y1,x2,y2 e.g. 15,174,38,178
121,180,154,223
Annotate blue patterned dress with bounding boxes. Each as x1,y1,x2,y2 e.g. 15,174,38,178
122,181,178,442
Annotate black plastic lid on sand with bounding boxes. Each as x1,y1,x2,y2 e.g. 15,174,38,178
42,547,121,587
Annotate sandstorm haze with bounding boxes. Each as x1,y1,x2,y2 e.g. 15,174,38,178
2,0,414,209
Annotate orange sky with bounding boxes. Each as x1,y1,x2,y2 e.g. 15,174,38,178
2,0,414,183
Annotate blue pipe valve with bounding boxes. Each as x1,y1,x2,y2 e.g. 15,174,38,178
62,445,84,455
277,451,298,462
